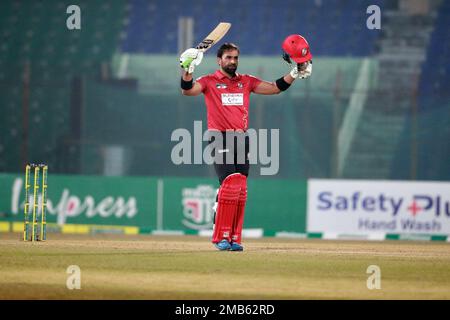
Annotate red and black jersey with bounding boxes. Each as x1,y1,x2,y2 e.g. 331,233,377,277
196,70,262,131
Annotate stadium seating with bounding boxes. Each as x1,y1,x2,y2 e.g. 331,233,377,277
419,0,450,104
121,0,383,56
0,0,126,171
419,1,450,180
1,0,448,180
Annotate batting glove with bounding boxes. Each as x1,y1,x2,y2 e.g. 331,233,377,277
290,60,312,79
180,48,204,74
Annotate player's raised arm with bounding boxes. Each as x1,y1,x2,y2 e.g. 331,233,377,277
180,48,204,96
253,62,312,95
253,72,296,95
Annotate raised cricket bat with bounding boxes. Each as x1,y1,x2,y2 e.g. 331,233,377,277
195,22,231,53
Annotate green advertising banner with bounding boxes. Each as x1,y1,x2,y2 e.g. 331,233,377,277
0,174,307,235
0,174,157,228
161,177,307,234
161,177,219,232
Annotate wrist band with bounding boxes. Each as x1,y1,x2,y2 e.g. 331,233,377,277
275,77,291,91
181,78,193,90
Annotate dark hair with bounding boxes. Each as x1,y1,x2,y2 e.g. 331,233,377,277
217,43,240,58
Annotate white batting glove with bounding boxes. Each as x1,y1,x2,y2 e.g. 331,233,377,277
179,48,204,74
290,61,312,79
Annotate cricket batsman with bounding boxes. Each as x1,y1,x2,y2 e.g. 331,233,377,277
179,34,312,251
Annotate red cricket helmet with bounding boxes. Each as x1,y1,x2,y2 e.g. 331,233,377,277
282,34,312,64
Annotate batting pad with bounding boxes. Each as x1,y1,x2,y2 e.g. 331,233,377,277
212,173,243,243
232,175,247,244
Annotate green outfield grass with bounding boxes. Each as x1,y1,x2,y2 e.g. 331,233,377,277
0,233,449,299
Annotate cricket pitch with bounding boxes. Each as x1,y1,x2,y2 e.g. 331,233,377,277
1,233,449,299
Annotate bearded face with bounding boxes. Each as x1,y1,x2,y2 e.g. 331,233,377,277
218,49,239,76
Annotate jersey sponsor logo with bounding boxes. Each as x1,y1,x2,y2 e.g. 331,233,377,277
216,83,227,89
221,93,244,106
